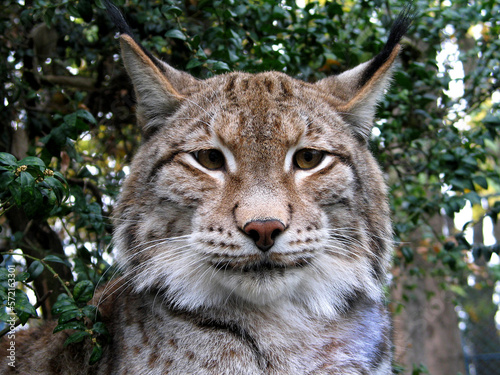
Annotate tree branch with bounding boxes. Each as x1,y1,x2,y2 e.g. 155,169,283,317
41,75,96,90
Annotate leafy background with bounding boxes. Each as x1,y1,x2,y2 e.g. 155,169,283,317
0,0,499,372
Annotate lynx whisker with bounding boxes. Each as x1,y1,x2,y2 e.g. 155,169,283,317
119,235,192,262
124,244,196,276
95,276,133,310
223,278,243,305
326,229,384,257
327,227,393,246
323,245,357,261
97,244,198,306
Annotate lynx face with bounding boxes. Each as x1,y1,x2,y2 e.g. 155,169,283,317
112,47,396,320
111,8,408,319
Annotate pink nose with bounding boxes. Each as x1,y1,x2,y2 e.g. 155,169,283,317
243,220,285,252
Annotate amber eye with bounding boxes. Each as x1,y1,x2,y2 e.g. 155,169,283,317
195,149,225,170
293,149,324,170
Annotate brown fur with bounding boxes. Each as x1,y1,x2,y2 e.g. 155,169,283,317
0,9,412,373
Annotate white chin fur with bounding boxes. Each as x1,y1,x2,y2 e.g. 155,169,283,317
120,242,381,320
213,269,304,306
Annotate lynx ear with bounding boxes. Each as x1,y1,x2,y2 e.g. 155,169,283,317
316,6,413,141
119,34,185,105
104,0,198,135
119,35,198,121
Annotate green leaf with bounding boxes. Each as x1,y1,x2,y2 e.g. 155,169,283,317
89,343,103,364
0,287,8,301
473,175,488,190
461,156,477,167
27,261,45,282
211,61,230,71
327,2,343,17
53,320,86,334
58,308,84,324
163,6,182,17
14,289,37,317
52,297,79,315
73,280,95,303
464,191,481,206
223,9,237,19
43,7,55,28
196,48,207,59
17,311,31,325
25,187,45,218
401,246,414,263
0,171,15,190
64,112,78,128
483,114,500,126
448,284,467,298
14,272,30,282
53,171,67,183
63,331,90,347
20,171,36,200
43,255,71,268
82,305,98,321
17,156,45,169
41,176,68,203
91,321,109,336
186,59,204,69
94,0,106,10
0,267,10,281
67,4,81,18
228,29,242,45
77,108,96,124
0,153,17,167
165,29,186,40
0,308,12,322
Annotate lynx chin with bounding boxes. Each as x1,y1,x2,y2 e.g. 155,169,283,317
1,2,413,374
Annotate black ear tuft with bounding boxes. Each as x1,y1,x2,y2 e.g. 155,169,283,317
103,0,135,37
358,2,415,88
103,0,169,74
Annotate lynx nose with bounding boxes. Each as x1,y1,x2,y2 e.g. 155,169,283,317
243,220,285,252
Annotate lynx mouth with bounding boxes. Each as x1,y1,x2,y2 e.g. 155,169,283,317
209,256,311,273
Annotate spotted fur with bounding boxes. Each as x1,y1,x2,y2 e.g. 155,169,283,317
1,4,413,374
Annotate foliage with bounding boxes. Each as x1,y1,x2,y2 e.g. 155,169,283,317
0,0,499,369
0,153,68,219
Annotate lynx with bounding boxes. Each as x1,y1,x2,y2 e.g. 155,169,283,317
1,3,413,374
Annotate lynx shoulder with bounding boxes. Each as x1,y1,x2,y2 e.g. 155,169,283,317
1,3,413,374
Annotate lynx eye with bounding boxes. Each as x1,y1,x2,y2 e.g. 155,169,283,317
293,149,324,170
195,149,225,170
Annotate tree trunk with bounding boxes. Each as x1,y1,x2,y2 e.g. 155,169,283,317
392,260,466,374
459,218,500,375
392,215,466,374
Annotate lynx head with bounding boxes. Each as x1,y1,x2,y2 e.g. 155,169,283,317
109,3,412,318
